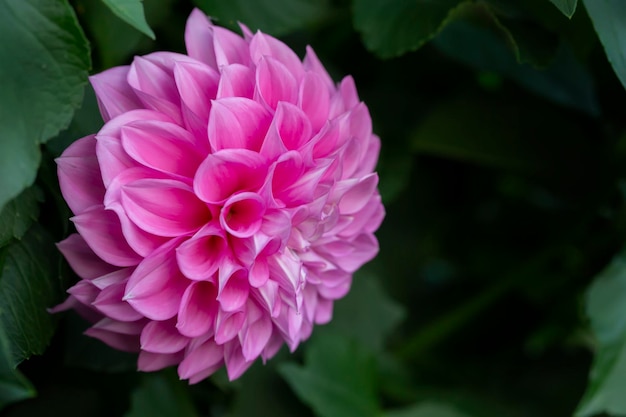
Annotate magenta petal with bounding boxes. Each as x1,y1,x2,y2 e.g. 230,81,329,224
269,102,312,151
138,350,185,372
106,201,169,257
121,121,204,178
185,9,217,68
194,149,268,204
241,314,272,361
140,319,190,354
178,339,223,380
213,26,250,67
121,179,210,237
249,260,269,288
255,57,298,110
208,98,271,152
224,340,253,381
299,72,330,133
337,173,379,215
249,32,304,81
220,192,266,238
177,281,218,337
90,66,142,121
176,224,226,280
218,269,249,312
340,75,360,110
92,281,143,322
95,135,138,188
216,64,254,99
56,135,105,215
303,46,334,90
174,60,219,122
214,309,245,344
72,206,142,267
124,238,189,320
57,234,118,280
67,280,99,305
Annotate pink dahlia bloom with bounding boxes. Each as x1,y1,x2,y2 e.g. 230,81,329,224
55,9,384,382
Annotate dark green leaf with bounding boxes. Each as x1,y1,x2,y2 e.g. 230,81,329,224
100,0,155,39
576,250,626,416
434,20,599,115
319,272,405,353
279,335,380,417
409,93,590,177
582,0,626,91
386,402,473,417
125,370,198,417
0,188,42,248
0,224,63,409
353,0,467,58
0,0,90,212
193,0,329,36
548,0,578,17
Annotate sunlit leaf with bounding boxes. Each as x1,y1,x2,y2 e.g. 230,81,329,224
100,0,155,39
0,0,90,212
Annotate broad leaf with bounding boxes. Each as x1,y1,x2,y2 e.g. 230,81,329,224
583,0,626,91
549,0,578,17
0,0,90,212
100,0,155,39
319,272,405,353
386,402,473,417
576,250,626,416
0,188,42,248
279,336,380,417
0,224,63,409
125,370,198,417
434,20,598,115
193,0,329,36
353,0,467,58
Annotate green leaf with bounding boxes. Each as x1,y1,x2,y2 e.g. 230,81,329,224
279,335,380,417
100,0,155,39
0,0,90,213
193,0,329,36
582,0,626,91
548,0,578,17
0,224,63,409
386,402,473,417
0,188,42,248
353,0,467,58
576,250,626,416
319,272,405,353
124,370,199,417
409,93,590,177
434,19,599,115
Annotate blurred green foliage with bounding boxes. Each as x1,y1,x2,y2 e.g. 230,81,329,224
3,0,626,416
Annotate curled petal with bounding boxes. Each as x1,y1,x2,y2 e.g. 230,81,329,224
215,309,245,345
90,66,142,121
176,224,226,280
216,64,254,99
249,31,304,81
220,192,266,238
57,234,118,280
177,281,218,337
185,9,217,68
218,269,249,312
92,280,143,322
255,57,298,110
141,319,190,354
178,339,223,380
138,350,185,372
213,26,250,67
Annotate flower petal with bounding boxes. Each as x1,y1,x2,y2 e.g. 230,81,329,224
185,9,217,68
255,57,297,110
90,66,142,121
140,319,190,354
177,281,218,337
208,98,271,152
57,234,118,280
220,192,266,238
176,224,226,280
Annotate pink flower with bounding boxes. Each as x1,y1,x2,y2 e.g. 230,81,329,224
55,9,384,382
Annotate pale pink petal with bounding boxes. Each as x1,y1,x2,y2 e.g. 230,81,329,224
178,339,223,380
224,341,253,381
214,309,245,344
185,9,217,68
218,269,249,312
174,60,219,133
138,350,185,372
92,280,143,322
57,234,118,280
56,135,105,215
303,46,334,90
213,26,250,67
241,313,272,361
141,319,190,354
72,206,142,267
337,173,379,215
90,66,142,121
216,64,254,99
298,72,330,133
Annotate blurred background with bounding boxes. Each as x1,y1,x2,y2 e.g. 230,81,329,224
3,0,626,416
